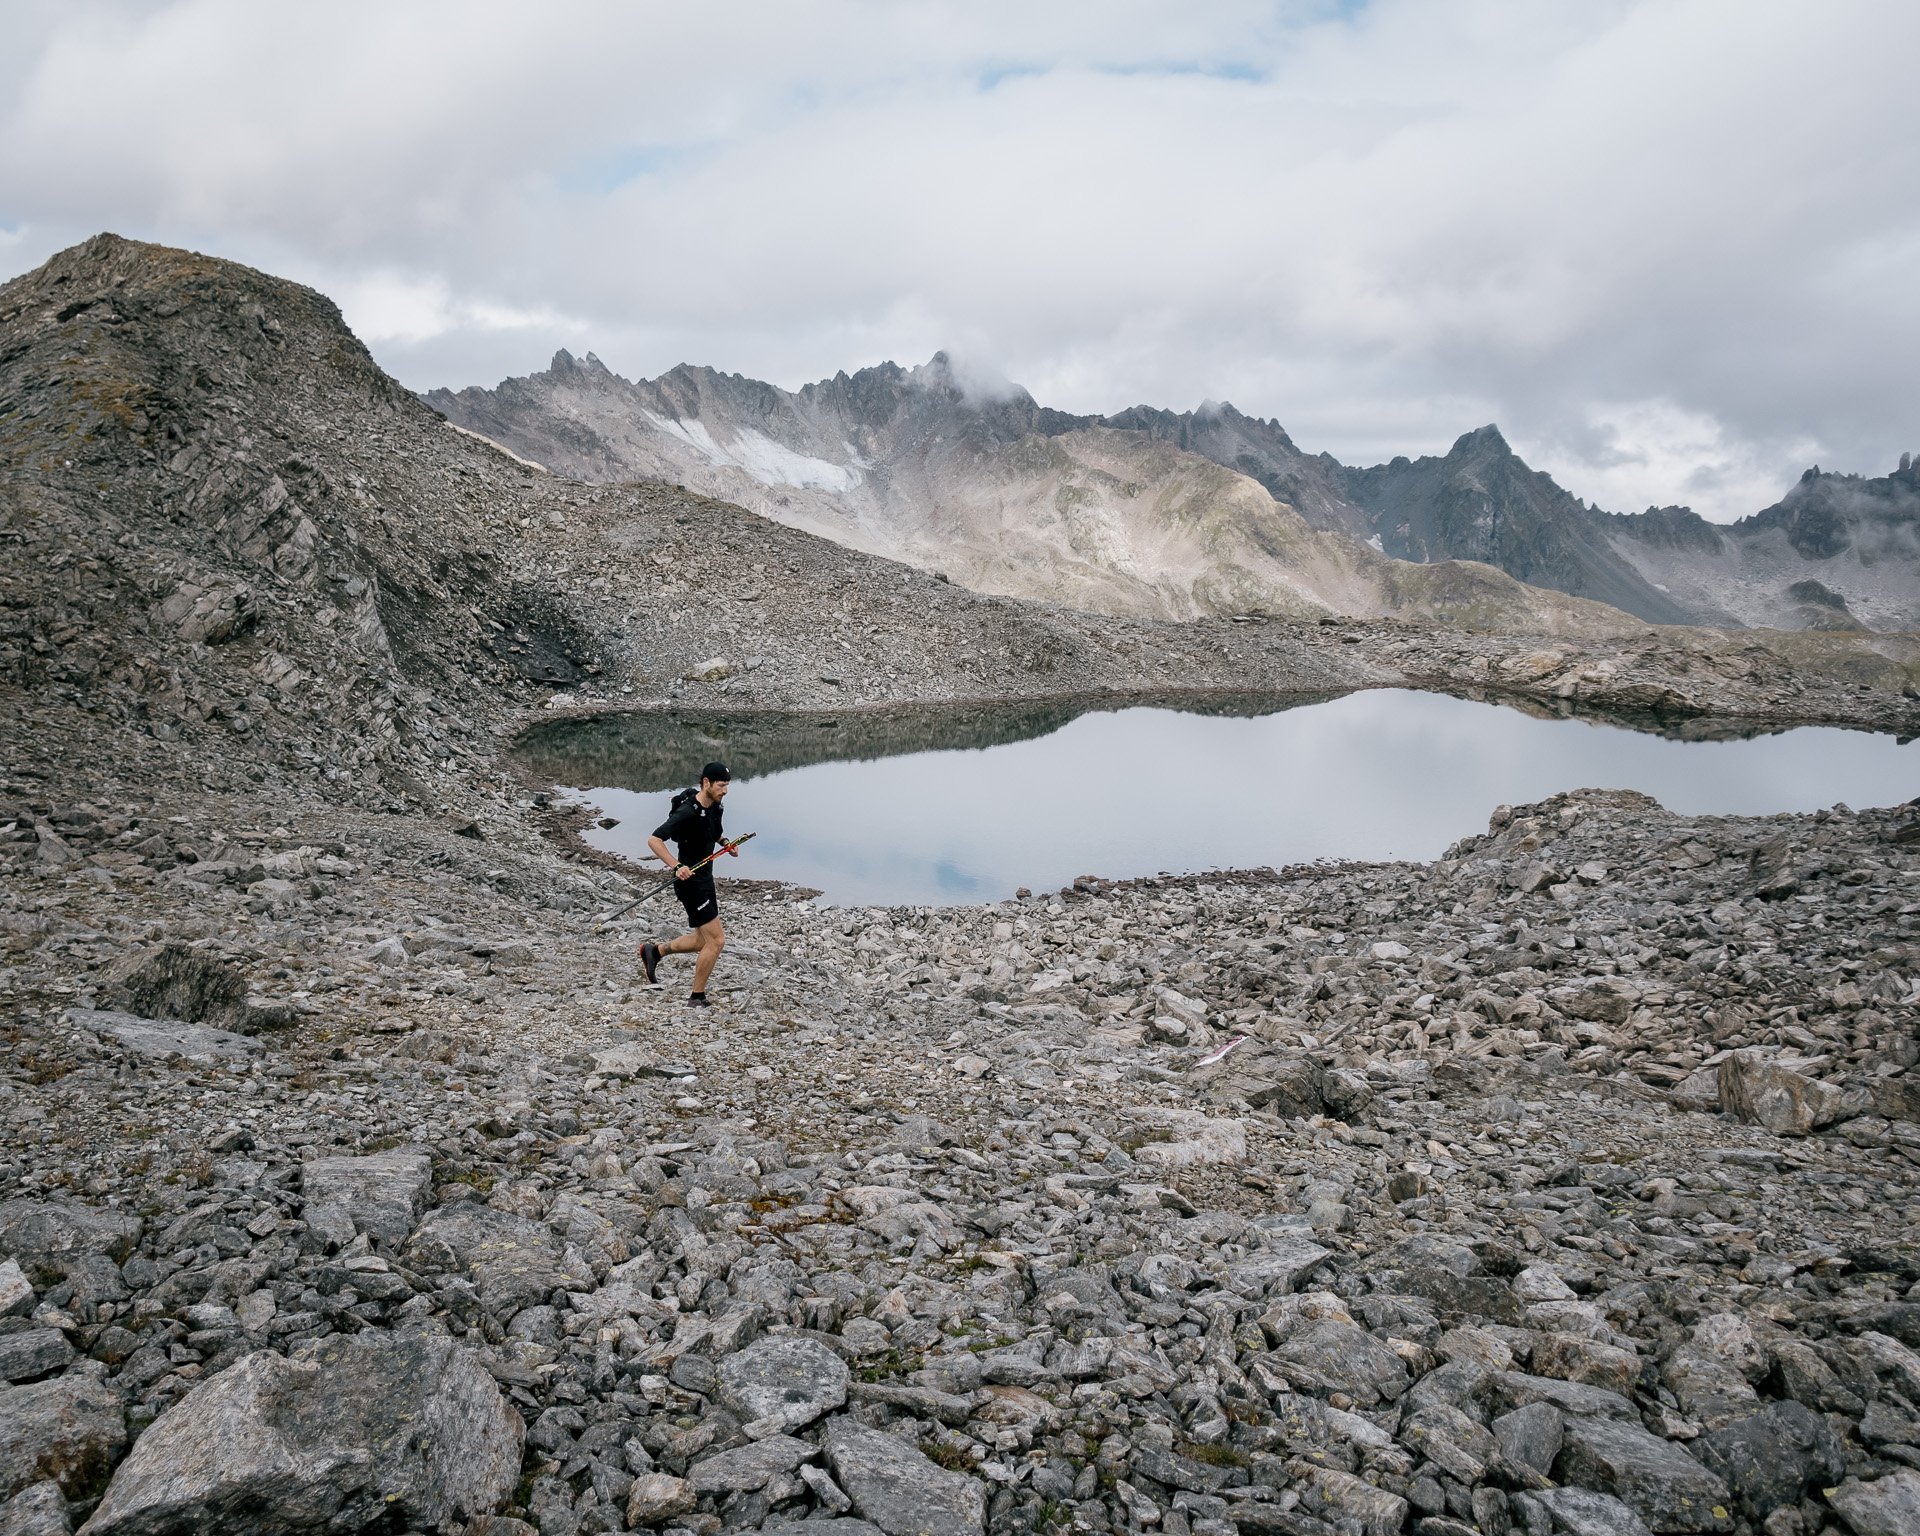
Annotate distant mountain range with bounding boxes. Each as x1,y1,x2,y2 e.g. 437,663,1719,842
427,352,1920,632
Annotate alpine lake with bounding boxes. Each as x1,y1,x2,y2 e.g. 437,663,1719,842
516,688,1920,906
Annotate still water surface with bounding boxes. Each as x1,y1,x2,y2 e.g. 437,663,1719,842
522,690,1918,905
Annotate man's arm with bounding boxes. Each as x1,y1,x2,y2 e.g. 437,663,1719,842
650,803,695,880
646,833,691,879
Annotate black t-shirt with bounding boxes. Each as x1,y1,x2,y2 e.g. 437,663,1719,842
654,794,724,870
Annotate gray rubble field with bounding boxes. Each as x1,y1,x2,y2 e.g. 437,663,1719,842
5,781,1919,1536
3,236,1920,1535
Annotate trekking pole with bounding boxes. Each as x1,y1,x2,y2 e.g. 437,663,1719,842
595,833,756,926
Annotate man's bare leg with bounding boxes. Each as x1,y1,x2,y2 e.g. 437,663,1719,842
689,918,726,992
655,919,725,991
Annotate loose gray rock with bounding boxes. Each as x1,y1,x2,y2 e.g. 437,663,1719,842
404,1202,591,1318
687,1435,817,1496
0,1333,74,1386
823,1417,985,1536
1292,1464,1410,1536
0,1371,126,1501
299,1150,432,1246
68,1010,262,1066
1825,1469,1920,1536
715,1335,849,1436
1223,1234,1332,1298
1531,1486,1655,1536
624,1472,693,1526
1717,1051,1846,1136
0,1263,32,1320
1555,1413,1733,1533
1493,1401,1564,1478
79,1334,522,1534
0,1202,141,1288
0,1482,71,1536
1693,1399,1844,1519
1270,1318,1410,1406
759,1523,885,1536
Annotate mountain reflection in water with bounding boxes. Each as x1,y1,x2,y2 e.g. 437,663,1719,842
519,689,1917,905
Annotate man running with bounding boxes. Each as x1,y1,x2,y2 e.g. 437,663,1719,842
639,761,731,1006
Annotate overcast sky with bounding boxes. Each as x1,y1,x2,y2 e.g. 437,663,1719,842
3,0,1914,519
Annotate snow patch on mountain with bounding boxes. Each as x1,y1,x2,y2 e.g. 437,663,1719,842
641,412,861,493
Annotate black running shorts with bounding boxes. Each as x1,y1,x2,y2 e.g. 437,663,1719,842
677,874,719,928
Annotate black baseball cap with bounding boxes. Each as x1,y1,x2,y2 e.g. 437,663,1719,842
701,761,731,782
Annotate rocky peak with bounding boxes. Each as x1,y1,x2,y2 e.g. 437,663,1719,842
1602,504,1726,555
1450,423,1514,458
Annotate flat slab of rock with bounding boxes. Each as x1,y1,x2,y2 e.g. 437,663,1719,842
300,1151,432,1246
588,1044,691,1079
1224,1235,1332,1298
404,1203,591,1319
79,1334,522,1535
1494,1370,1637,1420
687,1435,816,1496
0,1371,126,1500
0,1332,74,1385
1532,1486,1655,1536
68,1009,261,1066
1132,1110,1246,1171
1826,1469,1920,1536
0,1203,140,1288
823,1417,985,1536
715,1336,849,1436
1556,1413,1733,1533
1270,1319,1410,1406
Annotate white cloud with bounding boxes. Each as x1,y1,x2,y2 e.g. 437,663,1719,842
330,271,580,348
1524,401,1821,523
2,0,1915,517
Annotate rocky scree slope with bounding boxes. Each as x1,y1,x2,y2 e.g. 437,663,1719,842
6,770,1920,1536
3,234,1920,1535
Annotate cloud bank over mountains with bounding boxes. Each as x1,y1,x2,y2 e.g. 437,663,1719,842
3,0,1914,520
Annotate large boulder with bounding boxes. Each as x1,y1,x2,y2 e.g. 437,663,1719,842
0,1203,140,1288
715,1337,848,1437
404,1202,592,1319
300,1151,432,1247
1717,1052,1846,1136
1269,1319,1410,1407
1693,1401,1844,1521
0,1370,126,1500
1827,1469,1920,1536
79,1334,522,1535
1555,1413,1733,1532
822,1418,985,1536
98,946,255,1030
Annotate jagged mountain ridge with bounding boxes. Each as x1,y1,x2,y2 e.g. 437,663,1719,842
427,353,1640,636
431,353,1920,632
1601,461,1920,632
